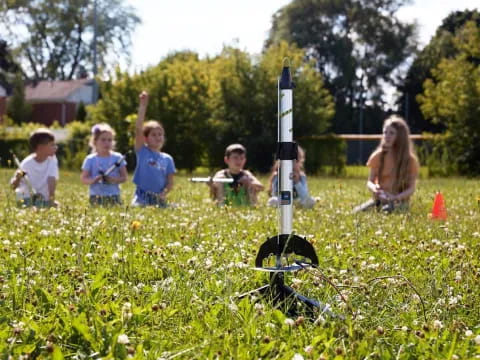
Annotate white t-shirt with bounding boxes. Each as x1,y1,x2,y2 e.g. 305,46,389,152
15,154,59,200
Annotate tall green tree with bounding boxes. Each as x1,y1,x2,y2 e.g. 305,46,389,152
0,0,140,81
398,9,480,133
89,52,214,171
7,72,32,124
418,21,480,175
207,42,334,172
0,39,19,91
89,44,334,172
266,0,417,133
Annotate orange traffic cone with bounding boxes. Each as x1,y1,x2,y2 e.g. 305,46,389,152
431,192,447,220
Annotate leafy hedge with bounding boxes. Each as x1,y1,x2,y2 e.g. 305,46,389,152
299,135,346,176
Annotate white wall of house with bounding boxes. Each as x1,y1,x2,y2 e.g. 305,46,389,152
67,83,94,105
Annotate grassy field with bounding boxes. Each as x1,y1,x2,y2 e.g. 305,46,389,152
0,168,479,359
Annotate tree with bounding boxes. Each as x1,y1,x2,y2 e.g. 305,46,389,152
0,39,19,90
398,9,480,133
205,42,334,172
0,0,140,81
7,72,32,124
89,44,334,172
266,0,417,132
418,21,480,175
89,53,214,171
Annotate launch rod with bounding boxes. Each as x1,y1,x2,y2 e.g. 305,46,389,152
190,177,233,183
101,151,130,178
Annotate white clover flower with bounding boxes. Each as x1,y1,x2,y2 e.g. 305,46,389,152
465,330,473,337
474,335,480,345
292,278,303,286
117,334,129,344
284,318,295,326
433,320,443,330
122,302,131,309
304,345,314,355
448,296,458,305
292,353,304,360
254,303,264,311
455,271,462,281
10,253,17,259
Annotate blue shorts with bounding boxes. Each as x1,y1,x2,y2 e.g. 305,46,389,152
89,195,122,206
132,188,167,208
18,196,52,208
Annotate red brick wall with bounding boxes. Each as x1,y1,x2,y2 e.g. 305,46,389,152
31,102,77,126
0,97,6,124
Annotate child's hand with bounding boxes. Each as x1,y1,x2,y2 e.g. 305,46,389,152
238,176,252,187
91,175,103,184
159,191,167,201
139,91,149,107
292,171,301,183
206,177,214,189
104,176,118,184
15,170,25,180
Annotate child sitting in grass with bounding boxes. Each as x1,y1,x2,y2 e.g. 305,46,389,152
132,91,176,207
10,128,59,207
80,123,127,206
208,143,264,206
354,115,419,213
267,145,316,209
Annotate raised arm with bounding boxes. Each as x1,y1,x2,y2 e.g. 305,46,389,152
135,91,149,151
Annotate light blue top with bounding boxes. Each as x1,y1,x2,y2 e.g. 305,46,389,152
271,174,311,200
81,152,126,196
133,145,176,193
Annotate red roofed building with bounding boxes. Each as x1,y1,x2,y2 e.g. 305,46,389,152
25,79,96,126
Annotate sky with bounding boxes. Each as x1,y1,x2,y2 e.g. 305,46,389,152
125,0,479,72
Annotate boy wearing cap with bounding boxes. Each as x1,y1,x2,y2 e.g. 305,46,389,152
209,143,264,206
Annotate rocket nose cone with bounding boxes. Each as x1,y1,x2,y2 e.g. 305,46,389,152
279,66,293,89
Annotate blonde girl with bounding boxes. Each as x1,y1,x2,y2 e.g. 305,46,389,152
355,115,419,212
80,123,127,205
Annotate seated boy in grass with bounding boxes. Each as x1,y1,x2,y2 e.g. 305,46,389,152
209,143,264,206
10,128,59,207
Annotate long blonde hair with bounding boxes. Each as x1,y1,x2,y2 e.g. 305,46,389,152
377,115,418,193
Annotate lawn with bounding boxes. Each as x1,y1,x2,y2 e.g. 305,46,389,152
0,168,479,359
